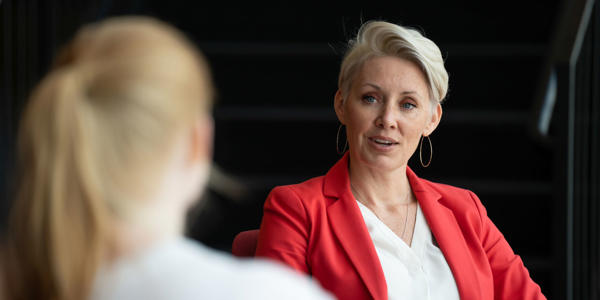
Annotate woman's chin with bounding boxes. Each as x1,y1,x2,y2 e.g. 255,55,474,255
352,151,407,173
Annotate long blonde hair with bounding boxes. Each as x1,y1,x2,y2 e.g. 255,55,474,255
6,16,213,300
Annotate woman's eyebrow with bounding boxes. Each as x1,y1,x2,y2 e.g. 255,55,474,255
363,83,420,96
400,91,418,95
363,82,382,90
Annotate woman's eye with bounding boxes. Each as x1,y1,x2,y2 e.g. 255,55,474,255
402,102,416,110
363,95,377,104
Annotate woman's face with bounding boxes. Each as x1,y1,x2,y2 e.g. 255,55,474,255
335,56,442,172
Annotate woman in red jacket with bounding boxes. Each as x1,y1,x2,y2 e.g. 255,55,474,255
256,21,545,300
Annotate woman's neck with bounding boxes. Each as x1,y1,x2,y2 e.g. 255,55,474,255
107,203,185,262
348,157,413,208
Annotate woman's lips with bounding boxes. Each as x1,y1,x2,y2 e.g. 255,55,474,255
368,136,399,151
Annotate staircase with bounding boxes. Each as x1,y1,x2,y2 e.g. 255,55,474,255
176,2,560,297
1,0,569,298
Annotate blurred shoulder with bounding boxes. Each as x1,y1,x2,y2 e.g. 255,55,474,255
186,240,333,299
91,238,332,300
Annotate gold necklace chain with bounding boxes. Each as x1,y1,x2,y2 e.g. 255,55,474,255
350,183,414,241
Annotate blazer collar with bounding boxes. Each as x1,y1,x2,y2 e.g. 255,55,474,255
322,153,437,199
324,153,481,300
408,167,482,299
324,153,388,300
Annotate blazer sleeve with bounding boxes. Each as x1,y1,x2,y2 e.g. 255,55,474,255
256,186,311,274
469,191,546,300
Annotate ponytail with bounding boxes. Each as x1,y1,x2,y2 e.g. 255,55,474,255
7,68,108,300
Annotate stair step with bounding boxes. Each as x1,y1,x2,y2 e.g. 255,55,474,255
208,54,543,110
215,106,529,125
213,119,553,180
197,41,546,57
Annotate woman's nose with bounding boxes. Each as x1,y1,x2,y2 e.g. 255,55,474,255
375,106,397,129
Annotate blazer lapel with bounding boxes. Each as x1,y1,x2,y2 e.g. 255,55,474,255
407,168,482,300
324,154,387,300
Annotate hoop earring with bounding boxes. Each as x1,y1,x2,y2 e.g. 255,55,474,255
419,135,432,167
336,124,348,155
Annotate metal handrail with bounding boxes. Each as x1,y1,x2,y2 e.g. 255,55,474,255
532,0,596,139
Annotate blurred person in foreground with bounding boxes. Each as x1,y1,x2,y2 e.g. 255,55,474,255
256,20,546,300
4,16,332,300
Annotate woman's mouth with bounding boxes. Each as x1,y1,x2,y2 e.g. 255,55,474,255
373,138,394,145
368,136,399,149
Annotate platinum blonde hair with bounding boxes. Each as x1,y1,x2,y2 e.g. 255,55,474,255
338,21,448,104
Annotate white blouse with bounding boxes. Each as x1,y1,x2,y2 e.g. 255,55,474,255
356,201,460,300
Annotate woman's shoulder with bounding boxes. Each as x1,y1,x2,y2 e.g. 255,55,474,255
91,238,332,300
419,178,475,196
263,175,334,216
416,177,483,210
167,239,334,299
269,175,327,200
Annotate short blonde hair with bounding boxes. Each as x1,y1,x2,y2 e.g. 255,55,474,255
338,21,448,104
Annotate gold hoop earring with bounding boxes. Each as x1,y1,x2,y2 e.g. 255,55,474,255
419,135,432,167
336,124,348,155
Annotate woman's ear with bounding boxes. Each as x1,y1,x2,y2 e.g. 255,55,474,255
188,115,214,165
182,116,213,207
424,103,442,136
334,89,346,124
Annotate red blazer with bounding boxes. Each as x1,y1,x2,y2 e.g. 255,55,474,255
256,154,545,300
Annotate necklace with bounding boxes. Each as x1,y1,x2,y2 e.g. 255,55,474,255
399,203,410,241
350,183,415,241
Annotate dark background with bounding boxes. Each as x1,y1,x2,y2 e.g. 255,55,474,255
2,1,598,299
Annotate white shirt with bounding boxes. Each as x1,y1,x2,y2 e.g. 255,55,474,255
357,201,460,300
90,237,333,300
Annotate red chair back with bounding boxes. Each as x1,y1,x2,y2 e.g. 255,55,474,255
232,229,259,257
